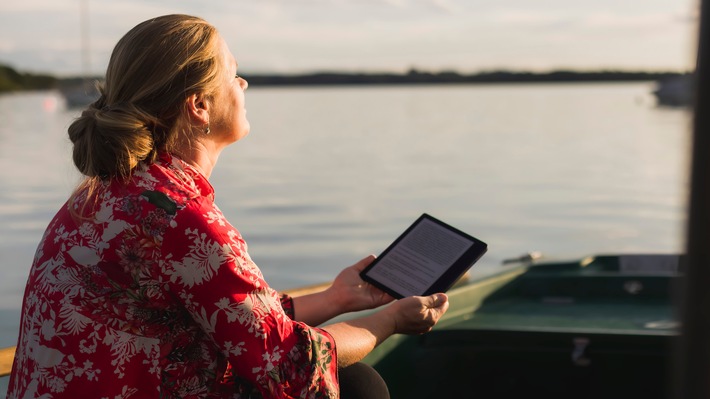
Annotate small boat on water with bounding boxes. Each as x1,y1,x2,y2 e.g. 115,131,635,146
0,252,681,399
652,75,694,107
58,79,100,109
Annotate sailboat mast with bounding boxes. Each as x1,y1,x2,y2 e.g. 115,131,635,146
80,0,90,78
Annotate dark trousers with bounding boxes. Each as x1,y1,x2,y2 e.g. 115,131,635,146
339,362,390,399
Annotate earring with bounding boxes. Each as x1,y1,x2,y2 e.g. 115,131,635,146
204,124,210,134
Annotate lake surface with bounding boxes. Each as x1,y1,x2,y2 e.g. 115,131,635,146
0,82,690,353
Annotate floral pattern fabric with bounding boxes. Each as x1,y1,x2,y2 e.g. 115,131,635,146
7,153,339,399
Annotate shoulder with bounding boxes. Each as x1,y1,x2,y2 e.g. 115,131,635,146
143,155,246,249
132,153,215,209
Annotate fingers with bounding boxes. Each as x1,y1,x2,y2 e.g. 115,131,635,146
428,293,448,308
382,292,396,303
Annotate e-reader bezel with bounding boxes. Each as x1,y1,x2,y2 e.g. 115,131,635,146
359,213,488,299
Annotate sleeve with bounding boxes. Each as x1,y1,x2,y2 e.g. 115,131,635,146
160,198,339,399
280,294,296,320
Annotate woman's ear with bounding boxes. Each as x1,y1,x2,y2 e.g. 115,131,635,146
185,93,210,126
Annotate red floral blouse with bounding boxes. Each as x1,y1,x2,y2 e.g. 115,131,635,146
7,153,339,399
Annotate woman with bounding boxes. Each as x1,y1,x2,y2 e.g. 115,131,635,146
7,14,448,399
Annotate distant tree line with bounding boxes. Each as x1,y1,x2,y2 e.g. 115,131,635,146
0,64,57,92
244,69,691,86
0,62,692,93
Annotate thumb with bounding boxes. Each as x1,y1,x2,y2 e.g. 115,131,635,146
429,293,448,308
353,254,377,272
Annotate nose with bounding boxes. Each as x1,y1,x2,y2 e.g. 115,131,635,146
240,77,248,91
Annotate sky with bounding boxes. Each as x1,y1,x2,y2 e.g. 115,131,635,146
0,0,699,77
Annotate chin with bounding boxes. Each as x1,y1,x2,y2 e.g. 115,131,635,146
235,128,251,142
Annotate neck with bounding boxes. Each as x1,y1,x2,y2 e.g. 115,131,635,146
174,139,223,179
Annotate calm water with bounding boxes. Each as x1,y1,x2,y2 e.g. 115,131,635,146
0,82,690,351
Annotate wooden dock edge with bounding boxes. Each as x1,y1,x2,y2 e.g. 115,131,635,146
0,345,14,377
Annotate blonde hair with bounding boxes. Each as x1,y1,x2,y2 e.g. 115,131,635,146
68,14,225,181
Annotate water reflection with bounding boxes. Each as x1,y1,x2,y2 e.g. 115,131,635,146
0,84,690,345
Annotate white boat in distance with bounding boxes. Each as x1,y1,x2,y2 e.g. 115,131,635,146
59,79,100,109
652,74,694,107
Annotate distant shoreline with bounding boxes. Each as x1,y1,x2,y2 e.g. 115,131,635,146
244,70,691,87
0,63,692,93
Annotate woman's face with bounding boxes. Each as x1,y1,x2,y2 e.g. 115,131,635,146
209,36,250,145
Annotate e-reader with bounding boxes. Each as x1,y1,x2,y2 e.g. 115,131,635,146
360,213,488,299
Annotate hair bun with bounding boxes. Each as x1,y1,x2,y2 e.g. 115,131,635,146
69,103,156,179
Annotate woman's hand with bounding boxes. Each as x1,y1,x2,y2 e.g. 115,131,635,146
323,292,449,367
385,293,449,335
325,255,395,314
290,255,394,325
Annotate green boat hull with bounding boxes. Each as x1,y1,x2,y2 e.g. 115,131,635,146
362,254,680,399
